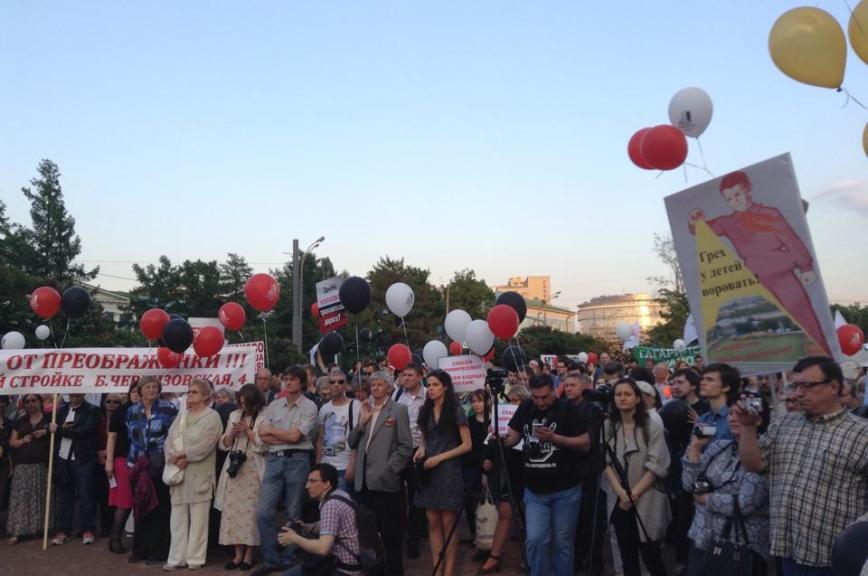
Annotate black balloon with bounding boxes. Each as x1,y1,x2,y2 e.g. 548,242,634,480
61,286,91,319
501,344,527,372
496,291,527,322
339,276,371,314
320,331,344,357
162,318,194,353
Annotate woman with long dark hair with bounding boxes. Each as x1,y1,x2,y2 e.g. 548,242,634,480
462,389,490,546
414,369,472,576
6,393,51,544
215,383,267,570
604,378,671,576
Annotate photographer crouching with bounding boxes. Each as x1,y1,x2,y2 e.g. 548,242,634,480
277,464,362,576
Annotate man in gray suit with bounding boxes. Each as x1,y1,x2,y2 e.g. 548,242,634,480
347,371,412,576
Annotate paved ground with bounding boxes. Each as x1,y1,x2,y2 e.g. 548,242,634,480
2,532,531,576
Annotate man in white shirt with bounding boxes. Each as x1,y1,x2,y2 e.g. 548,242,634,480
392,362,427,560
316,369,360,495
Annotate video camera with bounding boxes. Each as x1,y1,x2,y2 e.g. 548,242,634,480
486,368,509,394
582,383,614,405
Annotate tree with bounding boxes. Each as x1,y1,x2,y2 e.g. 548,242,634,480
647,233,684,294
445,269,495,316
646,233,690,347
20,159,98,283
351,257,445,352
128,256,222,317
831,303,868,336
219,253,252,299
510,325,609,360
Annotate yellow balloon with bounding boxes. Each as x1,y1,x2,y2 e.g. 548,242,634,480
769,7,846,89
849,0,868,66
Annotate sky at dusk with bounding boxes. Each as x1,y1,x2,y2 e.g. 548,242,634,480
1,1,866,312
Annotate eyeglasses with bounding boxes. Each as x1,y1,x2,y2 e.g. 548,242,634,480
792,378,835,391
329,379,346,384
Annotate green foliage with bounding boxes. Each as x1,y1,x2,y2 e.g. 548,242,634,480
446,269,495,316
831,303,868,336
510,325,610,359
20,159,98,283
646,288,690,347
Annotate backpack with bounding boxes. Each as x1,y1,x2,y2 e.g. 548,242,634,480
326,493,384,573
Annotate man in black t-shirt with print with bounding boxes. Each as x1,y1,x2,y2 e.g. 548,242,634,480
505,373,590,576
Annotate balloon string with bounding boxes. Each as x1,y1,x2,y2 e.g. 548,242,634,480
261,317,270,368
684,162,715,177
512,335,527,375
355,322,361,370
838,87,868,111
400,318,410,348
695,137,714,176
843,0,863,33
59,318,70,350
682,164,688,185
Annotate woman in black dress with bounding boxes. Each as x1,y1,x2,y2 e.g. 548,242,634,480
414,370,472,576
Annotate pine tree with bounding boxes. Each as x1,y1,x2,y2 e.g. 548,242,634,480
21,159,98,283
219,253,253,299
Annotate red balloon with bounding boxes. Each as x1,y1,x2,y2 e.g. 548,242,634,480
483,348,495,363
387,343,413,371
641,125,688,170
30,286,62,319
449,341,462,356
194,326,225,357
245,273,280,312
487,304,520,340
587,352,599,365
140,308,170,341
311,302,320,319
837,324,865,356
218,302,246,331
628,128,655,169
157,347,183,369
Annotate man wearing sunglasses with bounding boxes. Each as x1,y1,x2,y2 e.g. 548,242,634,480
736,356,868,576
316,369,360,495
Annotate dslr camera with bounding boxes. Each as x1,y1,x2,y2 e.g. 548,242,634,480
691,480,713,495
582,383,613,405
486,368,508,394
226,450,247,478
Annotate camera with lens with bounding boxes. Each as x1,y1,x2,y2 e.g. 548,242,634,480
691,480,713,495
226,450,247,478
693,424,717,439
582,383,613,405
742,391,763,414
486,368,508,394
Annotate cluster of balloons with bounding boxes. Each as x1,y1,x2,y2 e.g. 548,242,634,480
2,285,95,350
769,3,868,156
140,305,236,367
838,323,865,356
628,87,713,171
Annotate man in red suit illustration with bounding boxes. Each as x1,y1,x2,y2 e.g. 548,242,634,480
689,170,831,355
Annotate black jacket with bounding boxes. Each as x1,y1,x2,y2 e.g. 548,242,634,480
55,401,100,463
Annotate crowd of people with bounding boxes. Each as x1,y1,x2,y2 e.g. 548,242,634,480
1,351,868,576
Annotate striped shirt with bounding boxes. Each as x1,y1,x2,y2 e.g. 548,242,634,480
759,410,868,567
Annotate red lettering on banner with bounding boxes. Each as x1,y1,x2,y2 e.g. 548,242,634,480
7,355,22,370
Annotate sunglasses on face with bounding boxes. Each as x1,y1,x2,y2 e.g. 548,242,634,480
329,379,346,384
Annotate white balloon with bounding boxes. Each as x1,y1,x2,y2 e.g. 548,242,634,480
35,325,51,341
422,340,448,369
668,87,713,138
465,319,495,356
616,323,632,341
1,331,26,350
444,309,472,343
577,352,589,364
385,282,415,318
673,339,686,352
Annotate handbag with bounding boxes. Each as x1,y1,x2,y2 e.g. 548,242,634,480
700,499,754,576
474,485,498,551
162,413,186,487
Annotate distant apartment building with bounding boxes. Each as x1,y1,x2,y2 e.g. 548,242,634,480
524,299,575,332
494,276,551,304
576,293,665,342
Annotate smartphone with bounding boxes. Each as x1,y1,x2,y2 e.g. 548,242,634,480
108,476,118,489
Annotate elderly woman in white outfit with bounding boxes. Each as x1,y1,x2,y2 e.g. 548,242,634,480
163,378,223,571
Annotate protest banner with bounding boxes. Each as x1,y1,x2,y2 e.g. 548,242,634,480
0,342,264,394
316,276,348,333
491,403,518,437
632,346,701,368
665,154,839,375
438,355,486,393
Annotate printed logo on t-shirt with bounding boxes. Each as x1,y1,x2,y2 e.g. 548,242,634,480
522,418,559,469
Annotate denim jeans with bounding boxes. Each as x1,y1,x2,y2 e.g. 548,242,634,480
55,458,97,534
524,485,582,576
256,452,310,567
781,558,834,576
336,469,354,497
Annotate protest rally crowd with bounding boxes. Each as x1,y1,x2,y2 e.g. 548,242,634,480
1,350,868,576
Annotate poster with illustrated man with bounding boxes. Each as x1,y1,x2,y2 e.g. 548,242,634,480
665,154,840,375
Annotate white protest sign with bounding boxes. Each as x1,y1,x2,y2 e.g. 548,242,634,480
438,355,486,393
0,342,264,394
491,403,518,437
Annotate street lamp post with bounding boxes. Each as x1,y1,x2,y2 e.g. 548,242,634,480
543,291,562,328
292,236,325,354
